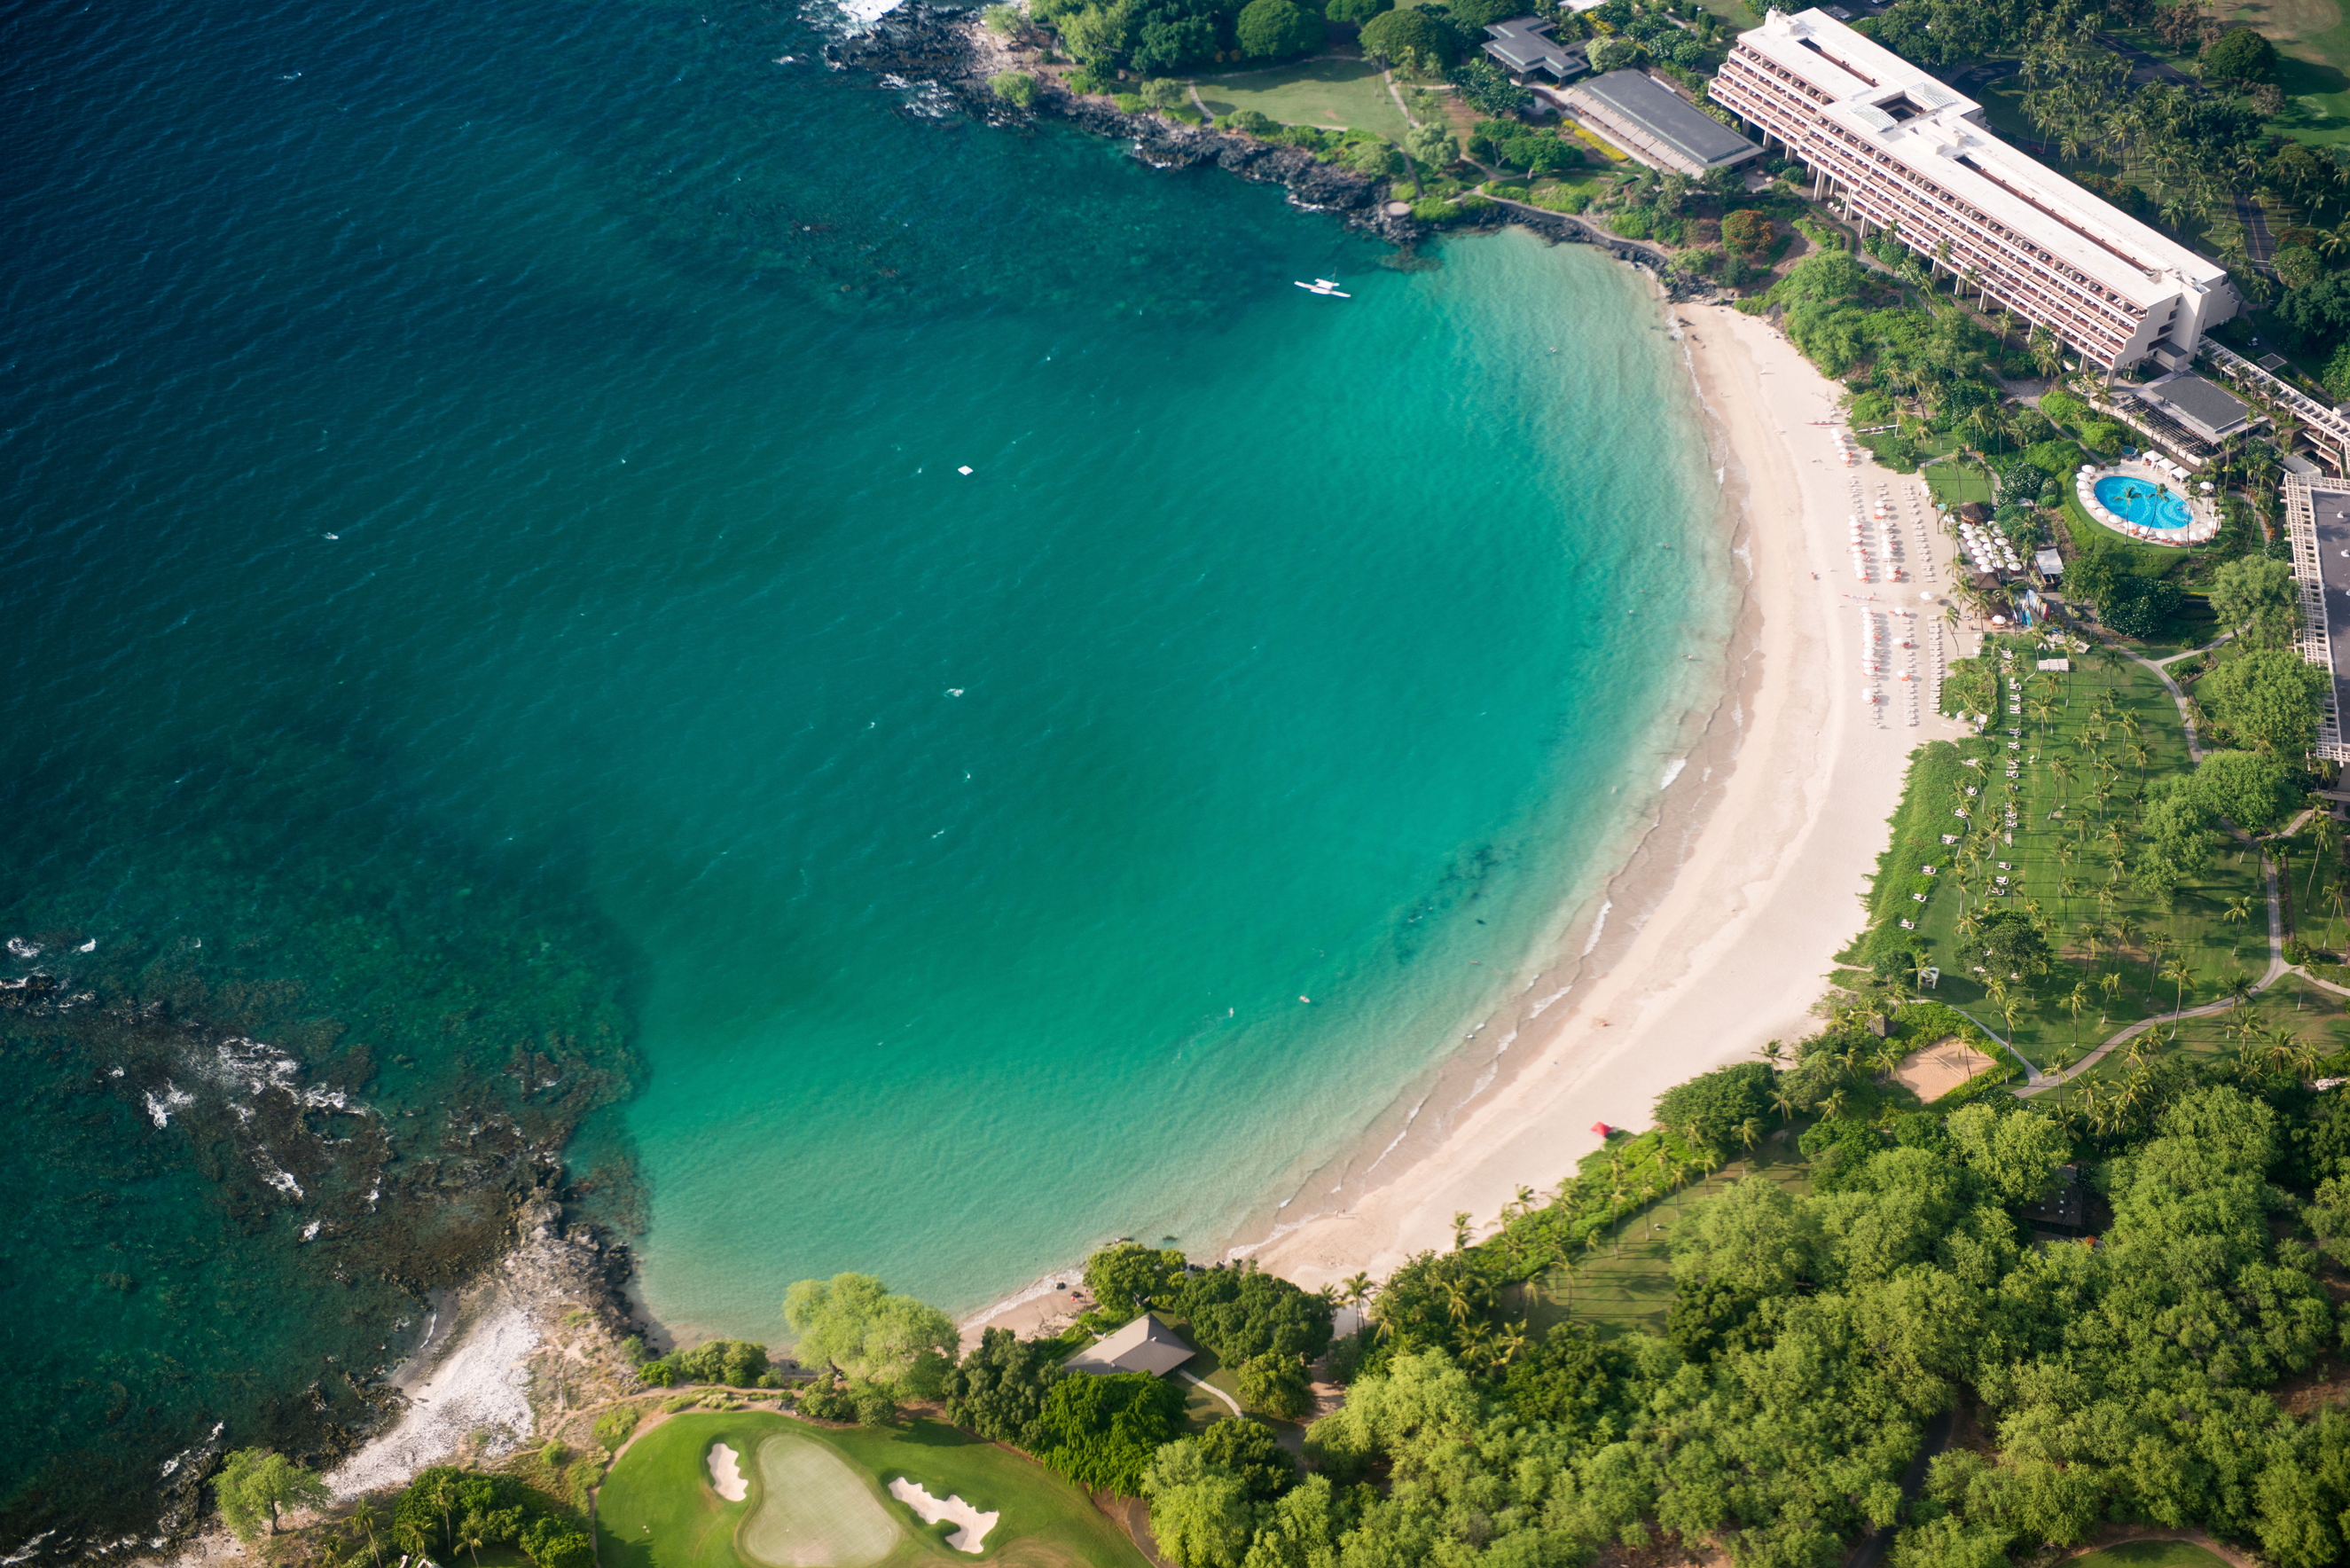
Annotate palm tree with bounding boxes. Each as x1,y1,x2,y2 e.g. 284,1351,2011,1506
1451,1211,1473,1251
456,1510,489,1568
2162,958,2194,1021
2100,968,2125,1014
2064,979,2093,1049
2225,971,2257,1014
1770,1084,1798,1127
2223,894,2254,957
1342,1273,1375,1322
1737,1117,1764,1160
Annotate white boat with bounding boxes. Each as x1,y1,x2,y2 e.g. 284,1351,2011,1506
1294,279,1351,297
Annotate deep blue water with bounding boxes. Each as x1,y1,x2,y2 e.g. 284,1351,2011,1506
0,0,1723,1552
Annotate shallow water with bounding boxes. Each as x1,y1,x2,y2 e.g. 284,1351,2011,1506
0,0,1720,1549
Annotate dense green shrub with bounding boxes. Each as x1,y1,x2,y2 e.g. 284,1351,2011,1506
942,1325,1066,1444
1653,1062,1774,1154
1171,1259,1336,1362
990,70,1038,107
1030,1371,1187,1494
671,1337,769,1387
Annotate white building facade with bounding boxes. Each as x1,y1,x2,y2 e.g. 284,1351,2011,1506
1710,8,2236,372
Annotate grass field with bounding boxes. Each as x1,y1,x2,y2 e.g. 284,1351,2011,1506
2034,973,2350,1123
595,1410,1148,1568
1193,59,1408,140
2062,1539,2232,1568
2213,0,2350,146
1523,1149,1814,1339
1869,639,2268,1071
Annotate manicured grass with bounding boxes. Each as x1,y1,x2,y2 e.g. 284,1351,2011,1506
2063,1538,2232,1568
1923,460,1994,508
1193,58,1408,140
1524,1150,1813,1340
2035,975,2350,1119
2213,0,2350,146
1872,642,2267,1071
2058,483,2197,581
595,1410,1148,1568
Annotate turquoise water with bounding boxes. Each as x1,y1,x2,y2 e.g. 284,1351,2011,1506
2095,474,2192,529
0,0,1721,1547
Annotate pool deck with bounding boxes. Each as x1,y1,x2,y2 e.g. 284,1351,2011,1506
2074,459,2218,546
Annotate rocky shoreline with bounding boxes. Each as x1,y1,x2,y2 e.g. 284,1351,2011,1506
831,3,1713,294
0,964,646,1565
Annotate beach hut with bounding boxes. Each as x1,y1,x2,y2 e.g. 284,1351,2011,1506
1062,1313,1198,1378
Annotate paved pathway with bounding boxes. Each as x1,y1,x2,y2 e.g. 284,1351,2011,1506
1935,628,2308,1097
1177,1368,1244,1417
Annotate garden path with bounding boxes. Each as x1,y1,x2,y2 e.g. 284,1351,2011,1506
2019,849,2286,1094
1176,1368,1243,1418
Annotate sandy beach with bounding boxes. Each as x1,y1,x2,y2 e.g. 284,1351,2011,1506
1224,297,1973,1291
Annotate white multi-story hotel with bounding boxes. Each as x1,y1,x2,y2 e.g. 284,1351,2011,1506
1710,8,2236,374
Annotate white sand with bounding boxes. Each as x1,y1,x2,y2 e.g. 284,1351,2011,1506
888,1479,999,1553
1238,300,1970,1290
709,1442,749,1501
325,1293,540,1497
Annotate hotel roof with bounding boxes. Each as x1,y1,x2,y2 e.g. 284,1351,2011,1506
1735,10,2228,312
1576,69,1761,169
1483,18,1587,82
2134,372,2252,442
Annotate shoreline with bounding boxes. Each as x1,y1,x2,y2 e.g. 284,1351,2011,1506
1229,294,1964,1290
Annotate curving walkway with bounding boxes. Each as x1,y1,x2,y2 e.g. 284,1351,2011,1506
2019,850,2284,1094
1962,628,2307,1097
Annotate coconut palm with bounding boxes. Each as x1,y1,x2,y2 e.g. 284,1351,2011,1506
2161,958,2194,1021
2223,894,2254,957
2064,979,2093,1049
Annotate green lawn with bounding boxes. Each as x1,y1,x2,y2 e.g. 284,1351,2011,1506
1523,1150,1814,1340
2063,1538,2232,1568
2213,0,2350,146
1874,642,2268,1072
2034,974,2350,1120
594,1410,1148,1568
1193,58,1408,140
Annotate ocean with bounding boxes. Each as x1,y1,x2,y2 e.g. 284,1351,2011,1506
0,0,1724,1552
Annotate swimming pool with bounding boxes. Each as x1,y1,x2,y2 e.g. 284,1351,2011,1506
2093,474,2192,530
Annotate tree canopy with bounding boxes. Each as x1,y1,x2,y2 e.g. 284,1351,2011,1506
782,1272,959,1399
1358,5,1462,67
1235,0,1320,57
2200,650,2330,758
215,1449,332,1542
2203,24,2278,84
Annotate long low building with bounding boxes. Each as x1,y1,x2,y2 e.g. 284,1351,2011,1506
2283,474,2350,763
1563,69,1762,176
1709,7,2234,372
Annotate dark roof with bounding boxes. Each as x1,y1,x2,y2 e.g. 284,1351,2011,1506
1483,17,1587,81
2135,373,2251,442
1575,70,1759,169
1061,1313,1195,1378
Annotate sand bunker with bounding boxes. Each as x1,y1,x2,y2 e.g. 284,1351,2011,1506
1893,1037,1996,1101
888,1478,999,1553
709,1442,748,1502
739,1431,903,1568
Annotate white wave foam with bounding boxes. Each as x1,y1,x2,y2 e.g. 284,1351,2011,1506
1581,901,1612,956
1527,984,1571,1017
143,1085,194,1128
1659,757,1686,790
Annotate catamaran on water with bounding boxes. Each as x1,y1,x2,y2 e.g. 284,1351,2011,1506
1294,278,1350,297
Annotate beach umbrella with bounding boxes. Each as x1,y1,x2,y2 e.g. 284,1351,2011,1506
1991,615,2008,625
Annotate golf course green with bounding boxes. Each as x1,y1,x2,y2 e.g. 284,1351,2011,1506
592,1410,1149,1568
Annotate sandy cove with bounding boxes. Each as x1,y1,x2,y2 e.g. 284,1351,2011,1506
1233,298,1976,1293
